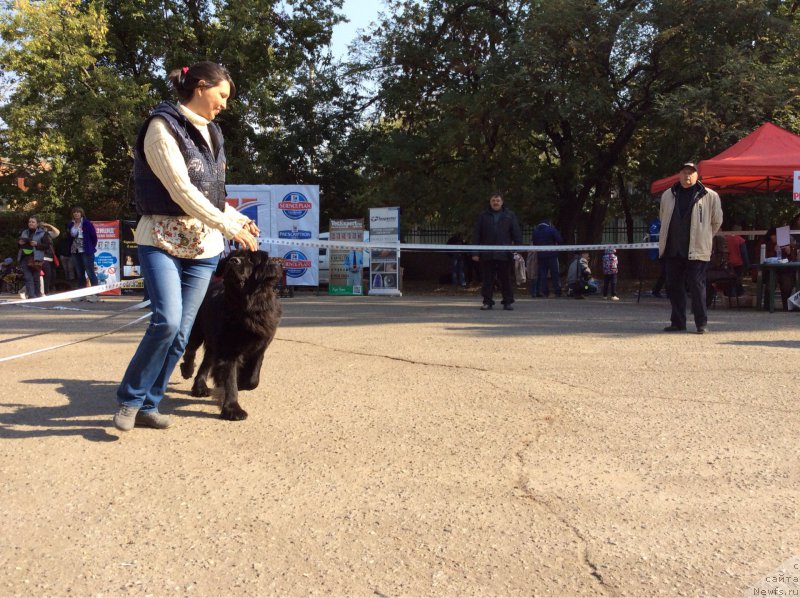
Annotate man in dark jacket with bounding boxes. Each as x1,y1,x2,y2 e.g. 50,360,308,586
532,219,563,297
472,193,522,310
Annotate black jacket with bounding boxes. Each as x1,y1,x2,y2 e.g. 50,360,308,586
473,207,522,261
133,102,227,216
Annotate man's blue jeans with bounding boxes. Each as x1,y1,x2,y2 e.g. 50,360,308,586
116,246,218,412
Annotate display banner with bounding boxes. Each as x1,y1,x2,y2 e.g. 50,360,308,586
329,219,365,295
94,221,121,296
226,185,320,286
368,207,402,296
120,220,142,293
794,170,800,202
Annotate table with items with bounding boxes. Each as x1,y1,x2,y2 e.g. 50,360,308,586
756,261,800,312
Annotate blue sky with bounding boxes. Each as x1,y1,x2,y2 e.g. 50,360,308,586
330,0,384,59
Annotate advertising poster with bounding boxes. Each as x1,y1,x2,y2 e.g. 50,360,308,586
94,220,121,296
329,218,364,296
368,207,402,297
272,185,319,286
226,184,320,286
794,170,800,202
225,185,272,242
120,220,142,293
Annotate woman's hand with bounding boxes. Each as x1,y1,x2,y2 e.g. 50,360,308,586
243,219,260,237
232,226,258,251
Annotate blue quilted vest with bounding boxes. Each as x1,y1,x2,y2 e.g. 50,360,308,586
133,102,227,216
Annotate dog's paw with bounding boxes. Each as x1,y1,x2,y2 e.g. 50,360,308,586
179,361,195,379
190,381,211,397
220,404,248,421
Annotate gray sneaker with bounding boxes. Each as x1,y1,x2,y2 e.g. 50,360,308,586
113,404,139,432
135,410,172,429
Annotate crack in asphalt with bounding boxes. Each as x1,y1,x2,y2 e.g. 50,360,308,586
276,336,492,371
515,440,615,596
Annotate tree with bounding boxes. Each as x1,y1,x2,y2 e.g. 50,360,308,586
0,0,358,222
353,0,800,239
0,0,148,216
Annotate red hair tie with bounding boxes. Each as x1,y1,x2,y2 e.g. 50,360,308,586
181,66,188,76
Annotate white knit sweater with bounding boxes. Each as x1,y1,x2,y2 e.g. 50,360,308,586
134,103,247,258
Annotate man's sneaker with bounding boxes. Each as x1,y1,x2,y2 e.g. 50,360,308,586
611,295,620,301
696,326,708,335
113,404,140,432
503,304,514,311
86,294,99,303
652,291,663,298
135,410,172,429
480,304,493,310
662,325,686,332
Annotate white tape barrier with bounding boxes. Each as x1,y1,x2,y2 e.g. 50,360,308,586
259,230,798,253
259,237,659,253
0,278,144,306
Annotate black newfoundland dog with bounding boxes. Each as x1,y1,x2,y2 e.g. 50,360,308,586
180,249,282,420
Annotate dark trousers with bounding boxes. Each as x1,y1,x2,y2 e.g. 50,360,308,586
665,257,708,329
450,254,465,286
652,259,666,294
22,264,42,298
537,255,561,296
42,259,55,293
481,259,514,306
603,274,617,297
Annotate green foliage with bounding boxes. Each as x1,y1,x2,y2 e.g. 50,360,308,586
0,0,353,223
0,0,149,217
354,0,800,240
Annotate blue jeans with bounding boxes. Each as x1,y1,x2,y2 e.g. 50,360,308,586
22,261,42,298
72,252,99,286
116,246,218,411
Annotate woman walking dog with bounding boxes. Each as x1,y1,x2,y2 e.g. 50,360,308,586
114,61,259,432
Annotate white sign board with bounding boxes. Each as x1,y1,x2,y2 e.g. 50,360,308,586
368,207,402,297
794,170,800,202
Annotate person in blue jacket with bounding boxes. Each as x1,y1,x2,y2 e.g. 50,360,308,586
67,206,99,292
532,219,563,297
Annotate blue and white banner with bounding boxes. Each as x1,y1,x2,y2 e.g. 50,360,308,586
227,185,320,286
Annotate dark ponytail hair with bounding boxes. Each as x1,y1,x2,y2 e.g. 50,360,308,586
167,61,235,102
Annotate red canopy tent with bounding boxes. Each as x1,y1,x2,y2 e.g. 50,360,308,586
650,122,800,195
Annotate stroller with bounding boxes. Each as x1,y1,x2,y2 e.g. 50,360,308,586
1,257,23,294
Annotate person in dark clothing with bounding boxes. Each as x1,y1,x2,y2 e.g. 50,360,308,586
531,219,563,297
17,215,53,299
472,193,522,310
446,233,467,287
648,218,666,297
658,162,723,334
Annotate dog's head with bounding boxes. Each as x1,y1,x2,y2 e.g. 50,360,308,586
217,249,282,293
